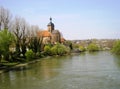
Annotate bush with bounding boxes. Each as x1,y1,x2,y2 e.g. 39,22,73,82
79,46,86,52
57,45,66,55
87,43,99,52
51,43,70,56
51,46,57,55
112,40,120,55
44,45,51,55
25,50,35,61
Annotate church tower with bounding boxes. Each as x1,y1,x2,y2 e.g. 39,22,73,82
47,17,54,33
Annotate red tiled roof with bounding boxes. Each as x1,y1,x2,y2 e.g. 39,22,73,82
37,30,51,37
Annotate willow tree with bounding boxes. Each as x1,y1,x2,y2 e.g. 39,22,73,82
0,29,14,61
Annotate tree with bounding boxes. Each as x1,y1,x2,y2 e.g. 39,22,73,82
0,7,2,30
28,25,43,55
0,6,12,30
112,40,120,55
12,17,29,58
20,18,28,57
87,43,99,52
28,37,43,55
12,17,22,57
0,29,14,61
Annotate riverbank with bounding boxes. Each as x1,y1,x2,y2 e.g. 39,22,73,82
0,59,40,74
0,51,85,74
0,55,68,74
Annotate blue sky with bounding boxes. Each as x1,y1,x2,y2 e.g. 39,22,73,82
0,0,120,40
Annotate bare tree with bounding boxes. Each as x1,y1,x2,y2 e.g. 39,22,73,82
28,25,40,37
12,17,22,57
12,16,30,58
0,8,1,30
28,25,43,54
0,6,12,30
0,6,3,30
20,18,29,57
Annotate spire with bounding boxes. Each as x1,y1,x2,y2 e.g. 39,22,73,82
50,17,52,22
47,17,54,32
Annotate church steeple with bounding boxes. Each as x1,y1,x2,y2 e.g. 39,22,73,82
47,17,54,33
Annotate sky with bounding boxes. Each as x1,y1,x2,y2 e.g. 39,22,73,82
0,0,120,40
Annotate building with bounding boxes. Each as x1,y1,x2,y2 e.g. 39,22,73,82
37,18,65,44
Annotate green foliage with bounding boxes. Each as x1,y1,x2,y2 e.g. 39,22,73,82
79,45,86,52
51,46,57,55
112,40,120,55
43,43,70,56
44,45,51,55
28,37,43,54
87,43,99,52
65,41,73,50
57,44,66,55
0,29,15,61
25,50,35,61
51,43,70,56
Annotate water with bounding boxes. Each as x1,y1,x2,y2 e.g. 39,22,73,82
0,51,120,89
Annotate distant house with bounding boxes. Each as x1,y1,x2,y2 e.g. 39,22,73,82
37,18,65,44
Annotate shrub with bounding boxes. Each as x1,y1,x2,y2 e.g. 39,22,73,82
57,45,66,55
25,50,35,61
79,46,86,52
87,43,99,52
112,40,120,55
51,46,57,55
44,45,51,55
51,43,70,56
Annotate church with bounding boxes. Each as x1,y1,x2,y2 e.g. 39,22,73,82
37,18,65,44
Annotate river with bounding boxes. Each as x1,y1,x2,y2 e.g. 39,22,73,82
0,51,120,89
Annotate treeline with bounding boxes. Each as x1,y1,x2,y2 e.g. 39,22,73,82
71,39,120,55
111,40,120,55
72,42,100,52
0,7,70,63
